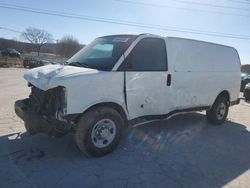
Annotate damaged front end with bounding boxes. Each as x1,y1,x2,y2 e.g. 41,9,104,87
15,85,73,137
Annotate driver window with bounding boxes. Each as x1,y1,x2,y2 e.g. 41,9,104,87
118,38,167,71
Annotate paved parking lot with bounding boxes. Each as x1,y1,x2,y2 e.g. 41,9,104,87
0,68,250,188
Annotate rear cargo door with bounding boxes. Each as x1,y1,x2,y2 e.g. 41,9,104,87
118,37,174,119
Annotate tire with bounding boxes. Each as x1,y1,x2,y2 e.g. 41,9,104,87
244,90,250,101
206,96,229,125
245,95,250,101
75,106,124,157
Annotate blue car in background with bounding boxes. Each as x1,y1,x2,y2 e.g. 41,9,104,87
1,48,21,58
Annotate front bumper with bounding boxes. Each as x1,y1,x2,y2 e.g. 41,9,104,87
15,99,73,137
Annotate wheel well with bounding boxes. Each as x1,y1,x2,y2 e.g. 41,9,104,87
76,102,128,125
217,90,230,102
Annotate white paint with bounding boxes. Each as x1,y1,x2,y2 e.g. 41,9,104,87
24,34,241,121
125,72,173,119
166,37,241,109
24,65,127,116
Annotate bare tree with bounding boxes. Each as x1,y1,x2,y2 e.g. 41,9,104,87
21,27,53,56
56,36,82,58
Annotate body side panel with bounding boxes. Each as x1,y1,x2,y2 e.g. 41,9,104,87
54,72,127,117
166,37,241,108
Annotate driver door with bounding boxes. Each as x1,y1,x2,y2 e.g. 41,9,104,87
118,37,174,119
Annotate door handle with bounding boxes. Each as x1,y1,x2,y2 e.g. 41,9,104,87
167,74,171,86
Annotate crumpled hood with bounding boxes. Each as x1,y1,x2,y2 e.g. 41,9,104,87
24,64,98,91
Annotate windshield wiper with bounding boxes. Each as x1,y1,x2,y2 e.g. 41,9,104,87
68,61,90,68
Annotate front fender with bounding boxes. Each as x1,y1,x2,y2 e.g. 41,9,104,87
80,99,129,120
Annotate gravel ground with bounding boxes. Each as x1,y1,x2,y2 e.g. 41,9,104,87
0,68,250,188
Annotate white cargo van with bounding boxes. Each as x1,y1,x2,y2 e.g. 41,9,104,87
15,34,241,157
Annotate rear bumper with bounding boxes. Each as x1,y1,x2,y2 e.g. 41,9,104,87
230,98,240,106
15,99,73,137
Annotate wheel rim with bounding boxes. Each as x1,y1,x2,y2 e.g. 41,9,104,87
216,102,226,120
91,119,116,148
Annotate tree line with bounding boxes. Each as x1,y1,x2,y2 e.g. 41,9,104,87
0,27,84,58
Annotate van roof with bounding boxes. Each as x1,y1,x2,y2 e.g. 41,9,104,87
167,36,236,50
99,33,237,50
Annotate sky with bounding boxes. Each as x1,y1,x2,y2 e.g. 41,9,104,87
0,0,250,64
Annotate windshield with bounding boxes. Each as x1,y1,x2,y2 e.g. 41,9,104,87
67,35,137,71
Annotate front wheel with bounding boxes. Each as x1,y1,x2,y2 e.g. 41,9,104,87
206,96,229,125
75,107,124,157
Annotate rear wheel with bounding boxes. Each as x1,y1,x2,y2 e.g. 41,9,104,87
75,106,124,157
206,96,229,125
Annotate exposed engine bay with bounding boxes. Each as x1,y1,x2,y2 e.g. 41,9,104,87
15,85,73,137
28,85,67,120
